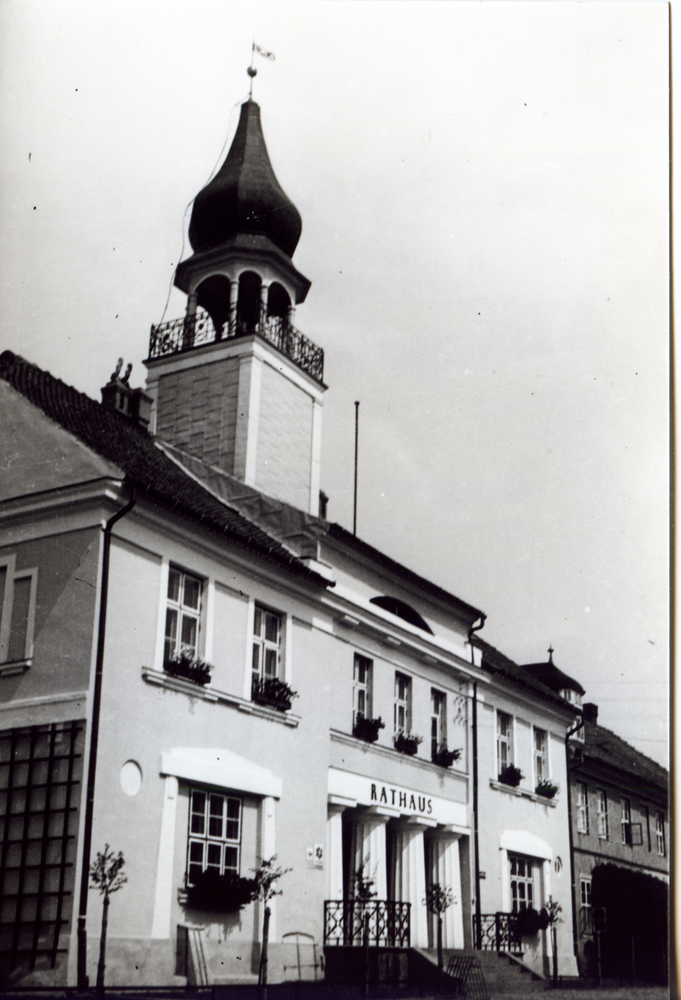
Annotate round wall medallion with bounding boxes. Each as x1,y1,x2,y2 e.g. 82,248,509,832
554,856,562,874
120,760,142,796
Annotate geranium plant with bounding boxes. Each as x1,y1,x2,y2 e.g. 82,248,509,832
431,743,462,768
498,763,524,787
184,869,257,912
535,779,559,799
394,732,423,756
353,713,385,743
252,676,298,711
164,650,212,687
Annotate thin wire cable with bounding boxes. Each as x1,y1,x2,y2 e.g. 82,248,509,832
158,93,249,324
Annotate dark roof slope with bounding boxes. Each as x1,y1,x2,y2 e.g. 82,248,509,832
0,351,327,586
580,721,667,793
521,661,585,696
472,636,577,712
327,522,483,623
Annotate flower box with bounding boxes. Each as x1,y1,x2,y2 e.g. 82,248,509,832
394,733,423,756
252,676,298,712
164,652,212,687
514,906,549,937
535,780,559,799
182,870,257,912
432,744,462,768
498,764,524,787
353,713,385,743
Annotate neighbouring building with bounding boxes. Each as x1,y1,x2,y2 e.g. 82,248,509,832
0,95,582,990
566,703,669,983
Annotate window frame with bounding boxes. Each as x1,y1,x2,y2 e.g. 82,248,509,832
597,789,609,839
579,876,592,936
509,853,534,914
251,604,283,686
496,711,514,776
533,727,548,783
644,806,652,851
186,787,243,886
576,782,589,834
655,811,666,856
353,653,373,723
394,672,412,736
0,555,38,666
430,689,447,757
621,798,631,845
164,566,203,664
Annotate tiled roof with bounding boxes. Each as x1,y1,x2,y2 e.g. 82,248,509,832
0,350,328,586
580,721,667,793
472,636,577,712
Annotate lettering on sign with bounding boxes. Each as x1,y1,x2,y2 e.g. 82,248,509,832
370,783,433,815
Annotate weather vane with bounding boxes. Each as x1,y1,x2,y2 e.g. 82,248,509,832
248,41,276,98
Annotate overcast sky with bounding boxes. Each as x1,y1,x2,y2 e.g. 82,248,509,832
0,1,669,767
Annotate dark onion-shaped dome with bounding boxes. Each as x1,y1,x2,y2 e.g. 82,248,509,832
188,100,302,258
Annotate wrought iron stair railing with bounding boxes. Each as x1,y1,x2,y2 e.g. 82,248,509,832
324,900,411,947
479,912,522,953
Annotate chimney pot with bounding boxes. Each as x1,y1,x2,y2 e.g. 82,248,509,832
583,702,598,724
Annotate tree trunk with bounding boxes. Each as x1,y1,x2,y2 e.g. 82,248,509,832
437,914,443,988
551,924,558,985
96,894,109,997
258,905,271,1000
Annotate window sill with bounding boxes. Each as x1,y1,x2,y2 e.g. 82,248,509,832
330,729,468,777
141,667,300,727
489,779,557,807
0,659,31,678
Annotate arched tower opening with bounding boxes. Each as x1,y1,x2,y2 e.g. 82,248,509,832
195,275,232,338
237,271,262,335
267,282,291,322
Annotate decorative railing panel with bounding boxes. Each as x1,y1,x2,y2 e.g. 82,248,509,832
324,900,411,947
479,912,522,953
148,310,324,383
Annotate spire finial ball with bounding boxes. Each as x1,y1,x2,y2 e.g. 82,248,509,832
247,66,257,78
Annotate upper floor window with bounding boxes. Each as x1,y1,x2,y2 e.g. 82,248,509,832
497,711,513,776
597,790,609,839
252,606,282,684
561,689,583,708
621,798,631,845
577,782,589,833
0,556,38,665
394,673,412,735
165,567,202,663
509,854,533,913
644,806,651,851
187,789,242,885
579,877,592,936
655,812,665,856
534,728,548,782
431,689,446,757
353,654,372,723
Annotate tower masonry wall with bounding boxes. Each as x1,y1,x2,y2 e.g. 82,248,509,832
155,358,240,471
255,361,313,509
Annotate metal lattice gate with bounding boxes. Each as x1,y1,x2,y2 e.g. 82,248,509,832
0,720,84,979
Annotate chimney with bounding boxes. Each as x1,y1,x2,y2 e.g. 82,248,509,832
101,359,152,429
582,702,598,724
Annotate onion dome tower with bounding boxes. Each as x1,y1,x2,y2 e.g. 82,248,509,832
144,98,325,515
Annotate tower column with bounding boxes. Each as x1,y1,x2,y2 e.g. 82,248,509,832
183,291,198,348
229,279,239,336
259,282,270,332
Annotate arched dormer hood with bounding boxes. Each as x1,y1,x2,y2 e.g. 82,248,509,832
188,100,302,259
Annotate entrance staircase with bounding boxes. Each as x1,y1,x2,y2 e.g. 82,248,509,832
413,948,547,994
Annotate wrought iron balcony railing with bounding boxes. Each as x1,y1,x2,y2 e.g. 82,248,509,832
324,900,411,947
478,912,522,953
148,310,324,383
